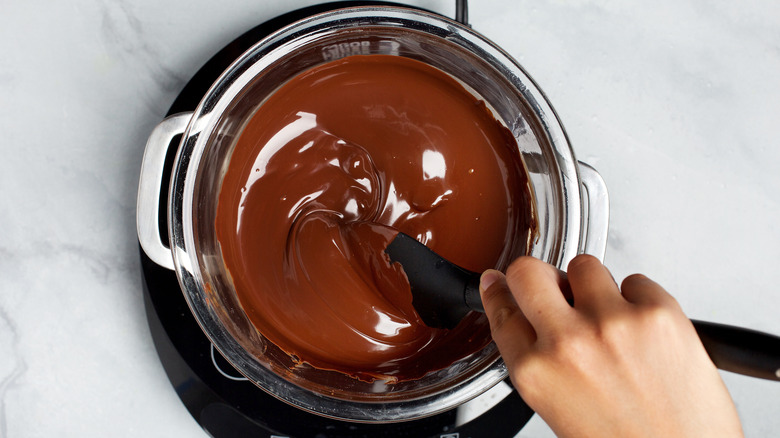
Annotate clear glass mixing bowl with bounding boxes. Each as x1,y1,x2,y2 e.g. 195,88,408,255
137,5,609,423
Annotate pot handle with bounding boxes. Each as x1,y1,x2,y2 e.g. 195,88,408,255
578,161,610,261
136,113,192,270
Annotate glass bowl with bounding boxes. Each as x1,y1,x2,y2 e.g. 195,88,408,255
137,5,609,423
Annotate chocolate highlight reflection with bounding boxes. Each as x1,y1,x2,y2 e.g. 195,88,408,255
215,55,536,382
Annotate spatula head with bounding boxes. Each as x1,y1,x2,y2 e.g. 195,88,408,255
384,232,482,329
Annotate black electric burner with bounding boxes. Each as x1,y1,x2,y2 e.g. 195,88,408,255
141,2,534,437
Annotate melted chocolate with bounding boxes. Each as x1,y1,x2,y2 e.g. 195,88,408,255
215,55,535,382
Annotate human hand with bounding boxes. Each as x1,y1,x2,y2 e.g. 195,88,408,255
479,255,743,438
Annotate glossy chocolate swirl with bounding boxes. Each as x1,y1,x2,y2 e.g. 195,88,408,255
215,55,535,382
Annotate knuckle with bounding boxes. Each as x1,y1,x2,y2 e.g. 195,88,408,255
545,314,630,361
566,253,602,273
622,272,649,287
539,320,592,362
490,304,520,333
505,256,544,280
622,273,663,297
505,256,561,289
555,330,592,360
634,302,680,329
596,314,634,348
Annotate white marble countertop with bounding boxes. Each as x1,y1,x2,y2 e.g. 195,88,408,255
2,0,779,436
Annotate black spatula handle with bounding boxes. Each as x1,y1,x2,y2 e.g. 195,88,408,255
692,320,780,381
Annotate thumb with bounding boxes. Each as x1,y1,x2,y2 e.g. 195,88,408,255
479,269,535,365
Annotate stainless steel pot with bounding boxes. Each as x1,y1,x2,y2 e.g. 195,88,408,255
136,5,609,423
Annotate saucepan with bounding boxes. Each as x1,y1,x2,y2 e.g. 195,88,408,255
136,5,609,422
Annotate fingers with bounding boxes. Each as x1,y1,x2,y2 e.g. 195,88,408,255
479,269,535,364
479,257,571,369
503,256,572,330
566,256,678,316
566,254,622,313
621,273,680,309
480,256,679,371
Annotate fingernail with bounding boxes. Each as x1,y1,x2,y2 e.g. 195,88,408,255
480,269,503,292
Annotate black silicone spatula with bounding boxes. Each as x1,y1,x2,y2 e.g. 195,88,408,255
384,231,780,381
